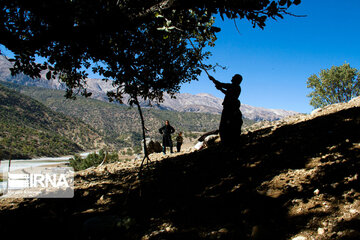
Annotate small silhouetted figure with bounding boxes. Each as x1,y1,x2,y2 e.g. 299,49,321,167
159,120,175,154
209,74,243,147
176,132,183,152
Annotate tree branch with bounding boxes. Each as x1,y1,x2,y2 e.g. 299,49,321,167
135,0,175,18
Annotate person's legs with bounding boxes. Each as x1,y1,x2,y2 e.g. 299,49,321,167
219,107,231,145
169,139,173,153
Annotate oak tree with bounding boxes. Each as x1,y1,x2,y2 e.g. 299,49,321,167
307,63,360,109
0,0,301,165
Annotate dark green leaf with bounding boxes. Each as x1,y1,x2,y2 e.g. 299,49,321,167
279,0,287,6
46,71,51,80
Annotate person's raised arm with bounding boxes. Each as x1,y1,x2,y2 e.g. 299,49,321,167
209,75,229,88
217,87,227,95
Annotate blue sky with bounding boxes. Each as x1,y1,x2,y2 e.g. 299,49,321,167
1,1,359,113
180,0,360,113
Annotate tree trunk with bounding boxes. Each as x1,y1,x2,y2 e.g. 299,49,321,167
133,97,150,169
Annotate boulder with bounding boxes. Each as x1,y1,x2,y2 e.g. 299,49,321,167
148,140,162,154
142,138,162,154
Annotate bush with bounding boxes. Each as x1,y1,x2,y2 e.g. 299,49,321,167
126,148,134,156
69,149,119,171
133,145,142,154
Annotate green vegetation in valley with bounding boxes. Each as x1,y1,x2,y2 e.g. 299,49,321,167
0,122,82,159
0,84,103,159
69,149,119,171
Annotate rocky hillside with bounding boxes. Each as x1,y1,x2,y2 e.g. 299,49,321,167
0,84,103,159
0,55,297,121
1,96,359,239
2,82,251,149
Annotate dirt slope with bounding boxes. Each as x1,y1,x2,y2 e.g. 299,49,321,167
1,97,360,240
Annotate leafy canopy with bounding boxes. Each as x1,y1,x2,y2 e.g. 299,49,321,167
307,63,360,109
0,0,301,103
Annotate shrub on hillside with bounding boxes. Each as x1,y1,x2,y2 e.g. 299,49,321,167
69,149,118,171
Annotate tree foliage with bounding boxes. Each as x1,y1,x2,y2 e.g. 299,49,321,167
307,63,360,109
0,0,301,102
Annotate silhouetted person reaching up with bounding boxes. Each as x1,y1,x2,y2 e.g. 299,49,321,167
209,74,243,147
159,120,175,154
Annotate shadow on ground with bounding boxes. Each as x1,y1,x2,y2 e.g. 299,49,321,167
0,107,360,240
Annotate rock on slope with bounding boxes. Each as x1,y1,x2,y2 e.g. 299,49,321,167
0,97,360,240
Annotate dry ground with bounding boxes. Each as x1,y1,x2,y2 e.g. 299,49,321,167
0,98,360,240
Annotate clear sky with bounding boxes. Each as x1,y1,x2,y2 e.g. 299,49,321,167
1,1,359,113
180,0,360,113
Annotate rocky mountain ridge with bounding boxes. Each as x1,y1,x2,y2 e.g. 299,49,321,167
0,55,297,121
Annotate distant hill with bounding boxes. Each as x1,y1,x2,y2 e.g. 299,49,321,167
2,82,255,149
0,84,103,159
0,55,297,121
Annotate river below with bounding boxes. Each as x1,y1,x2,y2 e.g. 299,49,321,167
0,151,95,191
0,152,93,172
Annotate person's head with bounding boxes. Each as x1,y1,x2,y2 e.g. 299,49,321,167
165,120,169,125
179,132,182,136
231,74,242,85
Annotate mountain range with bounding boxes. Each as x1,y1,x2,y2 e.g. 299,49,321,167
0,55,297,121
